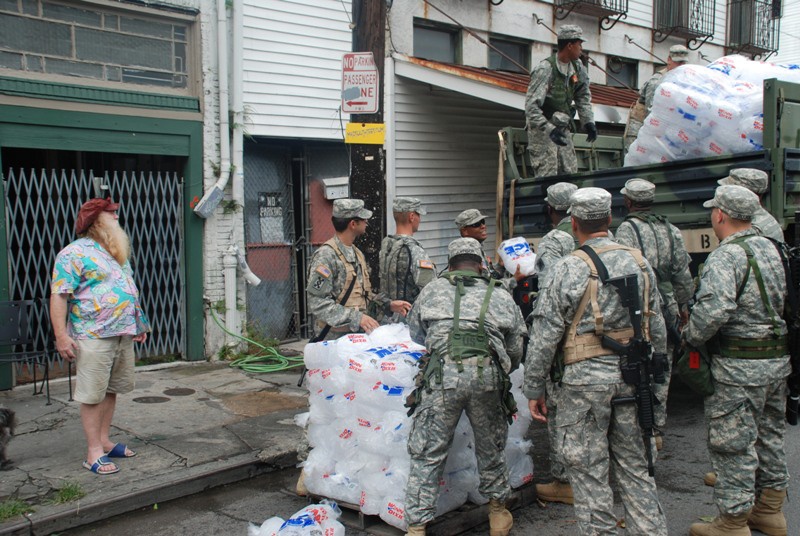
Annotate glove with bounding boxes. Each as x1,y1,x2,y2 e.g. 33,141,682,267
585,122,598,143
549,129,569,147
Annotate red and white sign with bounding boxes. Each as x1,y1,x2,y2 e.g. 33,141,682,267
341,52,379,114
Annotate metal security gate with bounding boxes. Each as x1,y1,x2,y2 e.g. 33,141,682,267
4,168,185,366
243,144,299,341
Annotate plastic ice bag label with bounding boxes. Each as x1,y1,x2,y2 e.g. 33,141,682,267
339,428,353,440
386,502,405,521
281,513,317,529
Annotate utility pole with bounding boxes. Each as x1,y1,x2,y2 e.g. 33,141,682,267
350,0,386,285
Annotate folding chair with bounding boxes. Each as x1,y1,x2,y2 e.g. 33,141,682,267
0,300,53,404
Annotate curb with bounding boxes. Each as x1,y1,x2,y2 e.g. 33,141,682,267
0,450,298,535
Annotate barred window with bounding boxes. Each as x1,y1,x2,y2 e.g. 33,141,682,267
0,0,194,90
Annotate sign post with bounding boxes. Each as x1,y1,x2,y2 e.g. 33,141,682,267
341,52,379,114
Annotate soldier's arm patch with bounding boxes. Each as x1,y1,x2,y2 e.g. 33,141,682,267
316,265,331,278
419,260,434,270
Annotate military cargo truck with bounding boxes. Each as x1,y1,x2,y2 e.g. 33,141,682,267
498,78,800,258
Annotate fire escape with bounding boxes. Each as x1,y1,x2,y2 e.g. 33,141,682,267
653,0,716,49
727,0,782,59
554,0,629,30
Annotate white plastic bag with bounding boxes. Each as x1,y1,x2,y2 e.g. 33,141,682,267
497,237,536,276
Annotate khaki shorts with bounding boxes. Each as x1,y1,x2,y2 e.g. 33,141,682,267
74,336,135,405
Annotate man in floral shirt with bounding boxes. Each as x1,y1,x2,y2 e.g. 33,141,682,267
50,198,150,475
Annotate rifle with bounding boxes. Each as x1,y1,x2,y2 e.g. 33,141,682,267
780,241,800,425
600,273,667,477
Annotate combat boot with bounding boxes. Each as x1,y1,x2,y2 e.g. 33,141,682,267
535,480,574,505
689,512,751,536
488,499,513,536
405,525,426,536
704,472,717,487
747,488,787,536
295,470,308,497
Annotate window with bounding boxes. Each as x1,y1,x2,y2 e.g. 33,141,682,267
413,20,459,63
606,56,638,89
489,36,529,73
0,1,195,91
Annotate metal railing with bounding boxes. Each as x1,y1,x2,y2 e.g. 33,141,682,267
654,0,716,48
728,0,781,58
555,0,629,30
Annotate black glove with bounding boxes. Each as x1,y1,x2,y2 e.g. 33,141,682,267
549,129,569,147
585,122,598,143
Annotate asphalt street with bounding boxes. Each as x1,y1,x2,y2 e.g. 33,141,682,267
63,379,799,536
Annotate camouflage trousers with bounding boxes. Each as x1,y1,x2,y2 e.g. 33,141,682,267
526,127,578,179
559,381,667,536
545,379,568,482
405,366,511,526
705,379,789,515
624,117,643,151
653,344,672,430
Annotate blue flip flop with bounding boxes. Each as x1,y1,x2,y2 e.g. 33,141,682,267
106,443,137,458
83,455,119,475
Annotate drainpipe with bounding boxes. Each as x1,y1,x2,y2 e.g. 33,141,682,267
223,246,238,345
231,0,245,208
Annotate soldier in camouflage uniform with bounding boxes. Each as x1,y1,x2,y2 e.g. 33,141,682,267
616,179,694,444
525,25,596,178
379,197,435,316
625,45,689,150
536,182,579,290
404,238,525,536
306,199,411,339
684,185,790,536
531,182,577,505
718,168,784,243
525,188,668,536
455,209,524,291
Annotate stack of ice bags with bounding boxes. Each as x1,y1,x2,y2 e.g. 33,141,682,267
625,55,800,166
297,324,534,531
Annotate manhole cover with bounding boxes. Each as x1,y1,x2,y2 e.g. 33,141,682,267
163,388,196,396
132,396,171,404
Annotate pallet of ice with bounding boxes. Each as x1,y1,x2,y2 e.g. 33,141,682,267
298,324,534,531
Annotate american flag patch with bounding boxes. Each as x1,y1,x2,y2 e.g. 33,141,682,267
316,265,331,278
419,259,433,269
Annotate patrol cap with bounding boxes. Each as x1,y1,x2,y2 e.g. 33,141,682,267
392,197,427,215
668,45,689,63
703,184,760,221
448,237,482,260
332,198,372,219
620,178,656,203
718,168,768,194
568,187,612,220
455,208,487,228
545,182,578,211
557,25,584,42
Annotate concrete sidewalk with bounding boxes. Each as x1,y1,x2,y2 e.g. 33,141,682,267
0,346,309,535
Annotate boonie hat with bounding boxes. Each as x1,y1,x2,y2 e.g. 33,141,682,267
558,25,584,42
333,198,372,220
75,198,120,235
620,178,656,203
392,197,427,215
568,187,612,220
455,209,487,228
703,185,760,221
448,237,482,260
669,45,689,63
718,168,768,194
545,183,578,211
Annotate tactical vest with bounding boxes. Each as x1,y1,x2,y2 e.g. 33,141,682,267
562,244,652,365
556,219,580,249
717,236,788,359
542,55,581,123
444,271,500,377
624,212,675,298
317,238,371,332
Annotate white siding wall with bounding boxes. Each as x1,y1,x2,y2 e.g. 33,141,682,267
394,76,524,267
774,0,800,63
243,0,352,140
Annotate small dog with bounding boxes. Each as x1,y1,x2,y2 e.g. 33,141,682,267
0,408,16,470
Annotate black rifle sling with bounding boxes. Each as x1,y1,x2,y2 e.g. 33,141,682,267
578,245,609,284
